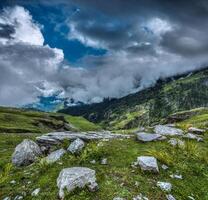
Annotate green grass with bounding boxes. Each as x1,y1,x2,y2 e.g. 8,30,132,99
65,115,101,131
0,107,100,133
0,131,208,200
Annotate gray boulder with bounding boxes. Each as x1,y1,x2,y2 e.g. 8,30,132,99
67,138,85,154
157,181,172,192
135,132,166,142
155,125,183,136
113,197,125,200
168,138,184,147
45,148,66,163
101,158,108,165
136,156,159,173
12,139,42,167
57,167,98,198
188,127,205,135
31,188,40,196
183,133,203,141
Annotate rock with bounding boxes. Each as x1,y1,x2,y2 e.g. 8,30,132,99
14,196,23,200
133,193,149,200
90,160,96,164
10,180,16,184
36,131,131,146
170,174,183,179
154,125,183,136
135,132,166,142
183,133,203,141
101,158,108,165
45,148,66,163
136,156,159,173
57,167,98,198
31,188,40,196
188,196,195,200
166,194,176,200
113,198,125,200
157,181,172,192
3,197,11,200
88,182,99,192
67,138,85,154
135,181,140,187
168,138,184,147
161,164,169,170
12,139,42,167
188,127,205,135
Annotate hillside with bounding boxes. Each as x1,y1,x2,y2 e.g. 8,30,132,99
60,67,208,129
0,107,100,133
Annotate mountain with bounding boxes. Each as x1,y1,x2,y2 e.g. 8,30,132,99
59,67,208,129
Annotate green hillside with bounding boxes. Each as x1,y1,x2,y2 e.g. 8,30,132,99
60,67,208,129
0,107,100,133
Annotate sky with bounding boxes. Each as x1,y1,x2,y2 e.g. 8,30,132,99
0,0,208,106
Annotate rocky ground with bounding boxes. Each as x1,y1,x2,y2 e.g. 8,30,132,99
0,121,208,200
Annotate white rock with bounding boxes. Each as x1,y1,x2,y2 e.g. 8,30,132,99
90,160,96,164
67,138,85,154
135,132,166,142
133,193,149,200
170,174,183,179
14,196,23,200
155,125,183,136
10,180,16,184
45,148,66,163
113,197,125,200
166,194,176,200
101,158,108,165
161,164,169,170
57,167,98,198
12,139,42,167
136,156,159,173
3,197,11,200
31,188,40,196
188,196,195,200
168,138,184,147
188,127,205,135
157,181,172,192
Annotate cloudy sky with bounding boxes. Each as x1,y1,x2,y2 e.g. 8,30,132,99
0,0,208,106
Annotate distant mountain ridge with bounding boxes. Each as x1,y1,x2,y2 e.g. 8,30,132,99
59,66,208,129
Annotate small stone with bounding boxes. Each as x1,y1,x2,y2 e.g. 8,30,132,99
31,188,40,196
90,160,96,164
166,194,176,200
188,127,205,135
133,193,149,200
3,197,11,200
14,196,23,200
188,196,195,200
113,197,125,200
101,158,108,165
168,138,184,147
136,156,159,173
157,181,172,192
45,148,66,163
88,182,99,192
67,138,85,154
161,164,169,170
135,181,140,187
10,180,16,184
170,174,183,179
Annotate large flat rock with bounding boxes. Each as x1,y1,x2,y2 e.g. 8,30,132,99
135,132,166,142
36,131,131,146
154,125,184,136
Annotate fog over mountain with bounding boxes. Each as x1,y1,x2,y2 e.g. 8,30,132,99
1,1,208,106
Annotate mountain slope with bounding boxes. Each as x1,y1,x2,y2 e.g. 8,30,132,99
0,107,100,133
59,67,208,129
